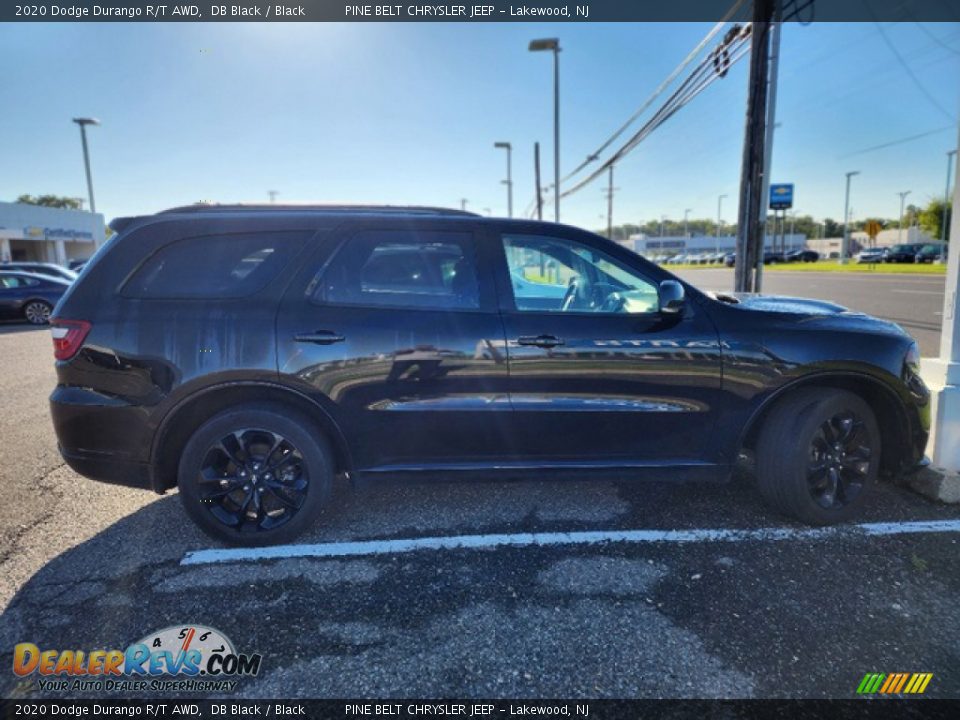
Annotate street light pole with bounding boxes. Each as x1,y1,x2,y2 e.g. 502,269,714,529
529,38,561,223
684,208,692,238
72,117,100,214
841,171,860,264
460,198,469,211
898,190,912,243
494,142,513,218
944,150,957,245
716,194,727,254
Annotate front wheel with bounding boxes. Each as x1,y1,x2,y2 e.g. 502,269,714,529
756,388,880,525
23,300,52,325
177,404,333,546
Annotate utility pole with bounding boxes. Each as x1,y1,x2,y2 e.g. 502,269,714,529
841,171,859,263
943,149,956,245
734,0,775,292
268,190,278,203
716,194,727,254
603,166,619,240
460,198,469,211
494,142,513,217
754,16,782,293
898,190,911,243
72,117,100,214
660,214,667,237
684,208,692,238
534,142,543,221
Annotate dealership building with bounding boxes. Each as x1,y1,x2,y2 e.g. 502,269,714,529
0,201,106,265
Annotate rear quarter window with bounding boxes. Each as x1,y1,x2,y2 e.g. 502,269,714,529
122,231,310,299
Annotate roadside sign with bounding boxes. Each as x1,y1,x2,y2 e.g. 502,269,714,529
865,220,882,240
769,183,794,210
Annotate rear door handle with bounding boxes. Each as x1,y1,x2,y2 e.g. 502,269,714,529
517,334,564,349
294,331,345,345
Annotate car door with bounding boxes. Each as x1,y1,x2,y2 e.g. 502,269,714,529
492,226,724,467
276,219,510,474
0,275,29,318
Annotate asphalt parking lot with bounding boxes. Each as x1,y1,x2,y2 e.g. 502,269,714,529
674,267,946,356
1,294,959,699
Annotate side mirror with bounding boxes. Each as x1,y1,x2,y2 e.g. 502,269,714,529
658,280,685,314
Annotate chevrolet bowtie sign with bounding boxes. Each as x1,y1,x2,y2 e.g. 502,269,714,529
769,183,794,210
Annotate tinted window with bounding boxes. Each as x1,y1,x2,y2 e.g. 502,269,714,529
0,275,39,289
317,230,480,310
502,234,659,314
124,232,309,299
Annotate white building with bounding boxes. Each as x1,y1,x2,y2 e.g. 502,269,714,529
851,226,935,248
623,233,807,257
0,201,106,265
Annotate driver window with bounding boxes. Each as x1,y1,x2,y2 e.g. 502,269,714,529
501,234,659,314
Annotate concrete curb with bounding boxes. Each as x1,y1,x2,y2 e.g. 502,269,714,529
901,467,960,505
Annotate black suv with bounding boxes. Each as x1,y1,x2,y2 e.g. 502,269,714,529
50,205,930,545
884,243,925,264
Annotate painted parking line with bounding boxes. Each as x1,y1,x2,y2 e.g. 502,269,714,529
181,518,960,566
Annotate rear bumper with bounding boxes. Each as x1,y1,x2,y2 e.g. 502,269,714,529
50,385,160,492
59,445,155,491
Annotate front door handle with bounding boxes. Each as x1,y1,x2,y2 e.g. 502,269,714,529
517,334,564,349
294,331,345,345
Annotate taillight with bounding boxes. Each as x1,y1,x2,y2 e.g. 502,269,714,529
50,320,91,361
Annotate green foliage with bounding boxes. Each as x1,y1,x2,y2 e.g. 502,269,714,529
918,198,952,243
16,194,83,209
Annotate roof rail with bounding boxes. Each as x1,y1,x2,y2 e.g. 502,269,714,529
156,203,480,217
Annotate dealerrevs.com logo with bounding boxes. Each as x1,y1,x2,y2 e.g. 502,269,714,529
12,625,261,693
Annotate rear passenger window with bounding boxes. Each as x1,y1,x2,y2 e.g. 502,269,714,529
123,232,310,299
316,230,480,310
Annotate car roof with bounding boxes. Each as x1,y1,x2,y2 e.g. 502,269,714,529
110,203,483,233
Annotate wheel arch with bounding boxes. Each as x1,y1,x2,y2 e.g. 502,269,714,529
150,381,353,492
736,371,912,476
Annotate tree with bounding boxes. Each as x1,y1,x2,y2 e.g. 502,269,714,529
917,198,951,243
17,194,83,209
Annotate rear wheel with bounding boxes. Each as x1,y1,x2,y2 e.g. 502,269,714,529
177,404,333,546
23,301,52,325
756,388,880,525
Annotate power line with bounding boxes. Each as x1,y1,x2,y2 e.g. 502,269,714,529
871,19,957,122
839,125,955,157
559,1,747,185
556,25,752,202
913,21,960,56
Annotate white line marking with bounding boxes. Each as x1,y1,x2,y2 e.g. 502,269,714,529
891,289,945,296
180,519,960,566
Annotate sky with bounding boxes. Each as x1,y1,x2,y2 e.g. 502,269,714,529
0,20,958,232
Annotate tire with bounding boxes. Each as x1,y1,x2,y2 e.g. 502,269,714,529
23,300,52,325
177,403,334,546
755,388,881,525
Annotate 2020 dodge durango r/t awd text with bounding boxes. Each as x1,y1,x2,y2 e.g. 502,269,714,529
49,205,930,545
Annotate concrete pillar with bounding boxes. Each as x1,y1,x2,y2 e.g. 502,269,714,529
0,237,10,263
922,125,960,471
54,239,67,266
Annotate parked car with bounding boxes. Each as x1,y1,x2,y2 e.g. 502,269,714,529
68,258,90,271
915,244,947,264
723,252,736,267
782,249,820,263
884,243,925,264
856,248,887,264
49,204,930,545
762,250,782,264
1,262,78,283
0,271,70,324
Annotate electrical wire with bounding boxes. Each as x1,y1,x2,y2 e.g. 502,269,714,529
559,0,747,185
554,25,753,203
871,19,957,122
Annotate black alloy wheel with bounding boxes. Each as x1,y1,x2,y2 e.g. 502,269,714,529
178,404,333,545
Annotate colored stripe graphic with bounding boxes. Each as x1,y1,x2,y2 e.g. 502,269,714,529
857,672,932,694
